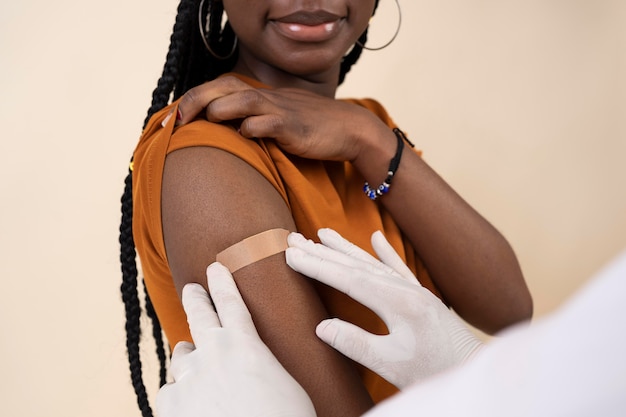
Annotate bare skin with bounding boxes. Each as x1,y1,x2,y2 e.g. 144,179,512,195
160,0,532,416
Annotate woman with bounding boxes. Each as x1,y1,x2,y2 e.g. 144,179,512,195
120,1,533,416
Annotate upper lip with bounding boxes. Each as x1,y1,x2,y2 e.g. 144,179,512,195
272,10,343,25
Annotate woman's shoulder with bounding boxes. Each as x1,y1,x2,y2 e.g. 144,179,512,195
136,102,246,153
134,102,276,174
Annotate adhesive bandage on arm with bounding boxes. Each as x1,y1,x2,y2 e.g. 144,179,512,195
216,228,291,273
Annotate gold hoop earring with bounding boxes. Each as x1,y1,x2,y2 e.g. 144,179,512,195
357,0,402,51
198,0,238,60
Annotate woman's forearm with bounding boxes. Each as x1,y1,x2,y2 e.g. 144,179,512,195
352,121,533,334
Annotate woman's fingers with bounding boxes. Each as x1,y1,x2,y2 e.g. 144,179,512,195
172,80,367,162
175,76,256,125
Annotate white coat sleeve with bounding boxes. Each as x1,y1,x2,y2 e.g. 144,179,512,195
364,248,626,417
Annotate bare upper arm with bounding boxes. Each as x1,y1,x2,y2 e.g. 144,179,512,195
162,146,295,293
161,146,373,417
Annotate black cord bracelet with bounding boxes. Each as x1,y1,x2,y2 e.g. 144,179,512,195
363,128,411,200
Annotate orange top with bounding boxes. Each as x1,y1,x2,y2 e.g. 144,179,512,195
132,74,441,403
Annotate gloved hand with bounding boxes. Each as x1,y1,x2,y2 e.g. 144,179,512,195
286,228,484,390
156,262,317,417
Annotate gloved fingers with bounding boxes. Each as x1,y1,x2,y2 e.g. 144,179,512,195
288,231,374,268
206,262,259,337
317,228,408,279
316,318,379,368
289,230,400,279
168,341,195,381
316,228,380,264
181,282,221,346
287,246,396,320
371,231,422,285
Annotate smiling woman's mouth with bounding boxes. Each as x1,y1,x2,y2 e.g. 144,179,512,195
270,10,346,42
272,20,342,42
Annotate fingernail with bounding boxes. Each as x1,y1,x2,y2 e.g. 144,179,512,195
161,110,173,127
175,109,183,125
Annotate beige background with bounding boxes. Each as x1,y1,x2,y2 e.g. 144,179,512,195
1,1,624,416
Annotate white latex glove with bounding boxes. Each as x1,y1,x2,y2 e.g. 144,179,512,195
286,228,484,390
156,262,316,417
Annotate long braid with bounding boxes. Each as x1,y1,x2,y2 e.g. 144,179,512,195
144,280,168,386
121,1,378,415
144,0,198,128
119,169,153,417
120,1,201,416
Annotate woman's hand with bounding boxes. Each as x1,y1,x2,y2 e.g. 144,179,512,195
171,76,389,162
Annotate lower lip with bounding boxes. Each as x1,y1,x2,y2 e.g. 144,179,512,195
271,19,343,42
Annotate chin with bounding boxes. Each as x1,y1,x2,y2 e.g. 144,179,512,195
280,52,342,78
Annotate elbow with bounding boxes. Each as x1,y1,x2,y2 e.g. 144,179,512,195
513,288,534,324
517,290,534,322
507,294,534,330
452,285,533,336
484,288,534,336
485,252,534,334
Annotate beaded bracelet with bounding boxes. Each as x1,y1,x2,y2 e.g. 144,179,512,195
363,128,411,200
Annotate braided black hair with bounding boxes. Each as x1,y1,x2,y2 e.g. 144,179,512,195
119,0,379,415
